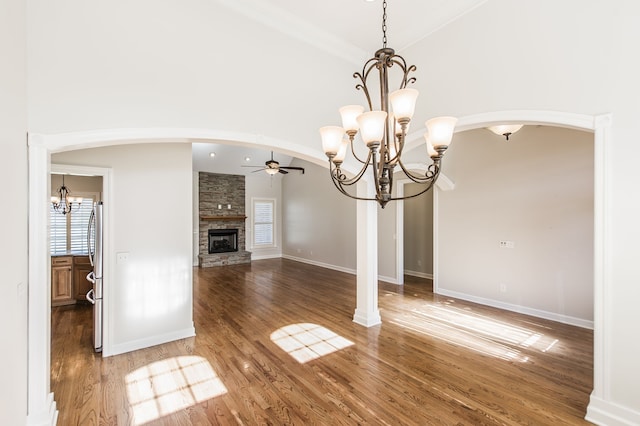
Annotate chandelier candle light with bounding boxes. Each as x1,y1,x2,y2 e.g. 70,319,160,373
51,174,82,215
320,0,457,208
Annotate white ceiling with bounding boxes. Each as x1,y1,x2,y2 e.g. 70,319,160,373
193,0,487,175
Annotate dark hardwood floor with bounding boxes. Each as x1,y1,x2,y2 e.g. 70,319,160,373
51,258,593,425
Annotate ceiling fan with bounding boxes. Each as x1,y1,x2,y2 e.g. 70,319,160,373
243,151,305,175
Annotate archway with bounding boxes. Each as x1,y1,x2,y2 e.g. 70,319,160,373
26,111,612,423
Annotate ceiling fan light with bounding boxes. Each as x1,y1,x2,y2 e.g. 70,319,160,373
320,126,346,157
339,105,365,133
265,168,279,175
390,88,419,121
425,116,457,148
356,111,387,145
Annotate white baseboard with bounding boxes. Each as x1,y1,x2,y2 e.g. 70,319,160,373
378,274,400,285
26,392,57,426
107,324,196,357
436,288,594,329
251,253,282,261
281,254,356,275
405,270,434,280
586,394,640,425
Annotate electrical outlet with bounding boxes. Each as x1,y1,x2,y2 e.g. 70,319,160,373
499,283,507,293
116,252,129,263
499,240,515,249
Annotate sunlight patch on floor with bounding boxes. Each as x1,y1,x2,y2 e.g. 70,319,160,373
390,301,560,362
125,356,227,425
271,323,354,363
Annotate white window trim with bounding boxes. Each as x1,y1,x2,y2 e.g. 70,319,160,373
251,197,276,249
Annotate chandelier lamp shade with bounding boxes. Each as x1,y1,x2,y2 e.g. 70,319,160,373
51,175,82,215
319,0,457,208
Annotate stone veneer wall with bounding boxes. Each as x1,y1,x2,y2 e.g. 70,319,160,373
198,172,251,267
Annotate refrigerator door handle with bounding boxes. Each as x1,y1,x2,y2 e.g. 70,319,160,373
87,206,95,267
86,288,95,304
86,271,95,284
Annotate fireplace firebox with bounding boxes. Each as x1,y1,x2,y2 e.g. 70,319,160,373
208,229,238,253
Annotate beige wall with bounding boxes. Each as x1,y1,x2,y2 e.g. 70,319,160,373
0,0,27,423
51,174,103,199
282,158,356,271
404,185,434,277
438,126,594,323
52,143,194,354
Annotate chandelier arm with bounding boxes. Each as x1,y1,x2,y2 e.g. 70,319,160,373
387,56,417,88
396,158,441,184
387,131,405,165
388,179,437,202
348,136,369,165
354,57,380,111
328,150,374,187
329,166,381,202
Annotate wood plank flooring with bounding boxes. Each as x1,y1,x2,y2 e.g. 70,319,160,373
51,258,593,425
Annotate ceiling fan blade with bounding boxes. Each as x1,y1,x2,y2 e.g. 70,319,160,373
241,165,265,168
280,166,305,174
251,168,266,173
278,169,289,174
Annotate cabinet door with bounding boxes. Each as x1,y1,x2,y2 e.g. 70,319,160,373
52,259,74,306
74,256,93,301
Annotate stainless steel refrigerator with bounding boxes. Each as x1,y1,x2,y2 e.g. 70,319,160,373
86,201,104,352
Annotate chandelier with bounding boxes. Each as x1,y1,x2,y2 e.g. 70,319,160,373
319,0,457,208
51,175,82,215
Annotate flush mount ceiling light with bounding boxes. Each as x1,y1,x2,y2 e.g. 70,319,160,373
320,0,457,208
487,124,524,141
51,174,82,215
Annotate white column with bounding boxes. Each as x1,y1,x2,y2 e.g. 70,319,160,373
353,178,381,327
27,139,58,425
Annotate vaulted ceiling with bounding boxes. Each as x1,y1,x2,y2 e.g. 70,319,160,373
194,0,487,175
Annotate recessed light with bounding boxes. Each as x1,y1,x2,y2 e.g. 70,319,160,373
209,152,216,158
245,157,251,162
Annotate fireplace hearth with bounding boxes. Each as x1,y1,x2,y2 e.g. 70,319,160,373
208,229,238,253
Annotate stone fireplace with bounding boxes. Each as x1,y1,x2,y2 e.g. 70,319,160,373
198,172,251,267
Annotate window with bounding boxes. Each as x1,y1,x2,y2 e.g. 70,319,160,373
50,193,97,254
252,198,275,248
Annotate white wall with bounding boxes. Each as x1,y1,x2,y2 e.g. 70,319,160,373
282,159,357,272
438,126,593,325
23,0,640,421
52,144,194,355
0,0,27,423
407,1,640,418
404,185,433,277
246,173,283,259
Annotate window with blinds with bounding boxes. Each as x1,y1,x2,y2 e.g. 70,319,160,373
253,198,275,247
50,195,96,254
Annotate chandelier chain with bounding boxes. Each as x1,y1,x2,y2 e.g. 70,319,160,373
382,0,387,48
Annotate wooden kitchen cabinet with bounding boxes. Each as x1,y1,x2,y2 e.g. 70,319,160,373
52,256,74,306
74,256,93,301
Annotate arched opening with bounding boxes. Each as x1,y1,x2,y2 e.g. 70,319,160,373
26,110,612,422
